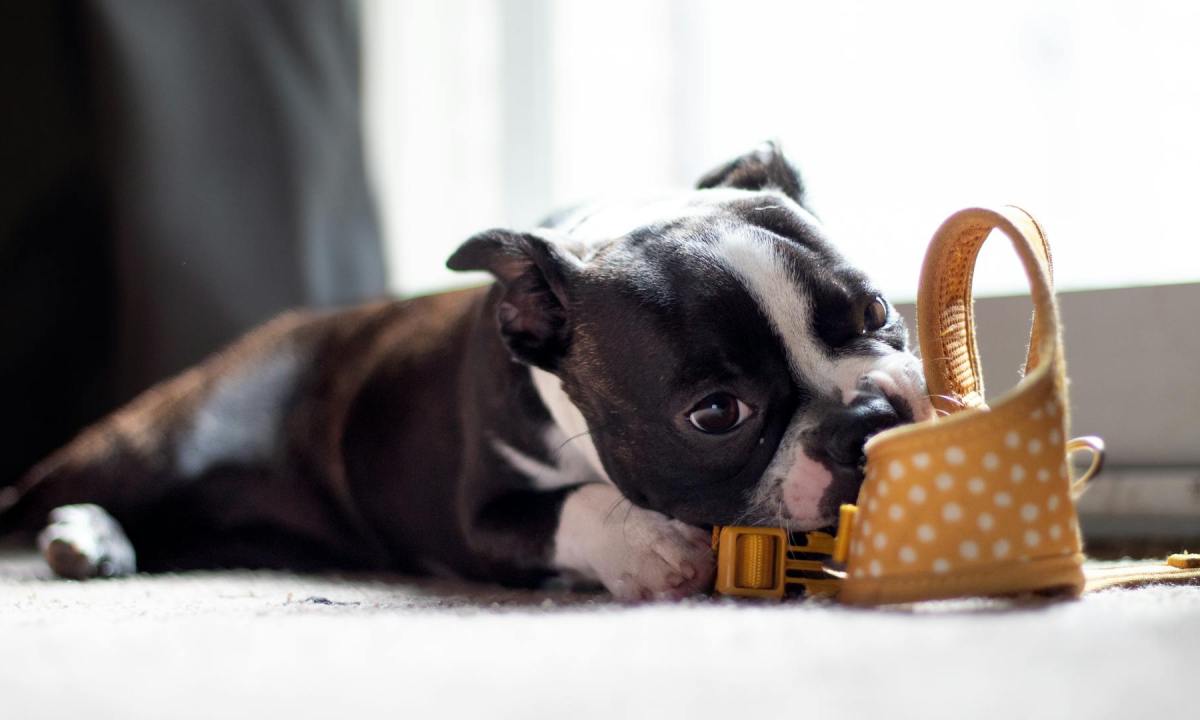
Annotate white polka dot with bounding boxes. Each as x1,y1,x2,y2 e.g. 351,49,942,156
959,540,979,560
983,452,1000,471
1020,503,1039,522
1024,529,1041,547
862,520,873,536
936,473,954,491
1046,401,1058,417
994,491,1012,508
1037,468,1050,483
877,480,890,497
1047,495,1060,512
874,533,888,550
854,540,865,556
977,512,994,532
853,568,865,578
1027,438,1042,455
912,452,931,470
1011,465,1026,483
1049,524,1062,541
1048,428,1061,445
917,524,936,543
967,476,986,494
889,504,905,521
869,560,882,577
1031,408,1044,420
993,538,1011,559
889,460,905,479
908,485,927,504
868,497,879,512
945,446,965,465
899,546,917,564
1005,431,1020,449
942,502,963,522
932,558,951,574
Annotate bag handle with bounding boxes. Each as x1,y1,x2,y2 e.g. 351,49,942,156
916,206,1066,416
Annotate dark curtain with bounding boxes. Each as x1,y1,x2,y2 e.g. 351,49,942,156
0,0,387,485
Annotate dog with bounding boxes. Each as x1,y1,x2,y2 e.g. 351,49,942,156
0,143,930,600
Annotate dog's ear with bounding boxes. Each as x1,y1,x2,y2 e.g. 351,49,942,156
697,140,807,208
447,229,581,370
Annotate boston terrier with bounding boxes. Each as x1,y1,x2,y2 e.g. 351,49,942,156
0,143,930,600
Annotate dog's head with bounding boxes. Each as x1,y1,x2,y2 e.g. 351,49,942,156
449,142,931,530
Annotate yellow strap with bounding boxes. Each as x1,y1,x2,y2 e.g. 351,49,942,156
916,206,1065,416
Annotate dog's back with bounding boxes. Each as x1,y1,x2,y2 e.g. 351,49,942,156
0,287,487,576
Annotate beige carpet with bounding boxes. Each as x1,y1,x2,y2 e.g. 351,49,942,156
2,549,1198,719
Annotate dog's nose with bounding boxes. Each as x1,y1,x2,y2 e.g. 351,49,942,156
824,394,902,467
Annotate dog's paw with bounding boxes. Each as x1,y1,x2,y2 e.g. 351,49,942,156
602,511,716,601
37,504,136,579
555,484,716,601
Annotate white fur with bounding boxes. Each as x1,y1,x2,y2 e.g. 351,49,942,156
38,504,136,579
709,225,834,387
530,368,611,482
492,427,604,491
552,484,715,601
744,412,837,528
707,223,930,419
781,452,835,526
176,346,304,479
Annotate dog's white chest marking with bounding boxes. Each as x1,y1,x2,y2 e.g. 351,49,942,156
175,345,305,479
492,426,604,491
527,367,611,483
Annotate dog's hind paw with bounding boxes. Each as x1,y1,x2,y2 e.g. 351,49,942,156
37,504,136,579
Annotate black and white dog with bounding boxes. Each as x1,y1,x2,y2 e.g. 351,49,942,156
1,143,930,600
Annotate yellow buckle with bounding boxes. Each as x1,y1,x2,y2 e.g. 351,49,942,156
712,525,841,599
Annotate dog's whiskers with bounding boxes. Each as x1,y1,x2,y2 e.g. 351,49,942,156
602,496,628,526
621,501,635,544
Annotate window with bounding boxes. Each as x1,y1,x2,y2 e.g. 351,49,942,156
364,0,1200,299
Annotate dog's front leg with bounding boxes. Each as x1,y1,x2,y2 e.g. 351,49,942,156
552,484,715,601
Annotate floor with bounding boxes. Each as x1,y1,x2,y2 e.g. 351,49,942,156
2,549,1198,719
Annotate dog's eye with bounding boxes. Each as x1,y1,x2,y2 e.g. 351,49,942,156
687,393,751,434
864,295,888,333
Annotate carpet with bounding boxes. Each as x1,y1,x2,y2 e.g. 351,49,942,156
2,549,1197,719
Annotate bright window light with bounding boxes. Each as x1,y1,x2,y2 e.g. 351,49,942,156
365,0,1200,300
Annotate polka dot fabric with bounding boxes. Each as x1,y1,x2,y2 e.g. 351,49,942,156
837,207,1088,605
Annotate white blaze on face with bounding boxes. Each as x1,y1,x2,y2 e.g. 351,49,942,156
709,223,931,525
711,225,834,386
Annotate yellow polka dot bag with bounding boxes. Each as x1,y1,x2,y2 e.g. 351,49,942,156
834,205,1092,604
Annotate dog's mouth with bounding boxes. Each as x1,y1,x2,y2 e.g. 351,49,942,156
776,393,914,528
